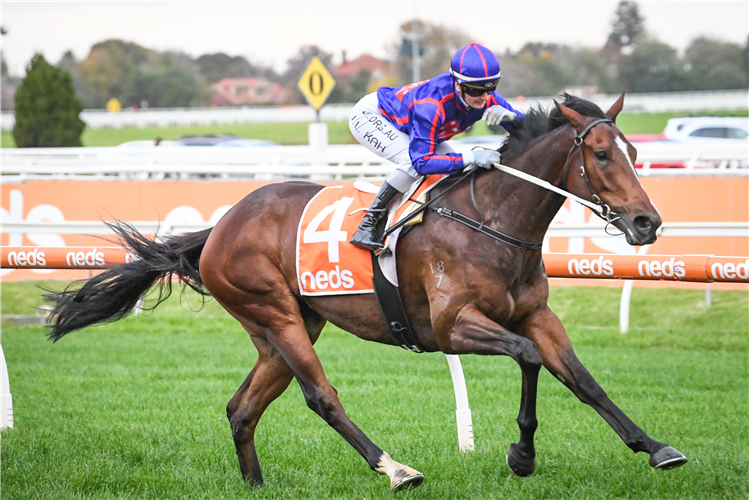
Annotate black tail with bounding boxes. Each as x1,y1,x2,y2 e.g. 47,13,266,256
44,221,212,342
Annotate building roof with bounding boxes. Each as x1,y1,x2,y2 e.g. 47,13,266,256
333,54,388,81
210,78,286,106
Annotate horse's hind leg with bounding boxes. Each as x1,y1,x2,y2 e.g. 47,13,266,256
524,307,688,470
225,301,328,485
226,334,295,485
275,319,424,491
224,292,423,491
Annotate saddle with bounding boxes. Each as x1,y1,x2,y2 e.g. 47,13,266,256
296,178,447,351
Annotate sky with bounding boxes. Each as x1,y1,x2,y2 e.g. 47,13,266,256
1,1,747,77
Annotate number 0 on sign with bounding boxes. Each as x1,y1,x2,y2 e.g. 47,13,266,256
298,56,336,110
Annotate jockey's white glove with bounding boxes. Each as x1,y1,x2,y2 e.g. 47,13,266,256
464,149,500,169
484,105,517,126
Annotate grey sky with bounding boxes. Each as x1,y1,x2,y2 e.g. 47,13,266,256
1,1,747,76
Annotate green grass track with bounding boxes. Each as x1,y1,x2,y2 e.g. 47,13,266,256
1,283,747,499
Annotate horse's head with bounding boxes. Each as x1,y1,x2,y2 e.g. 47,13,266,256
555,94,662,245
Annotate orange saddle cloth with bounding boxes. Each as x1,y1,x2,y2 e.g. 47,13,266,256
296,177,445,296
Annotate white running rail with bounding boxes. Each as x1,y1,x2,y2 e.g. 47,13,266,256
2,143,747,183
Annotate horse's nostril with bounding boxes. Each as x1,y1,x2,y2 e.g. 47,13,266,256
633,215,654,232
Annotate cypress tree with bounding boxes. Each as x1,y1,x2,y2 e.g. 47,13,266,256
13,53,85,147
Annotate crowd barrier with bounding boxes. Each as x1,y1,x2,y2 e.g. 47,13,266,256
2,246,747,284
2,142,747,184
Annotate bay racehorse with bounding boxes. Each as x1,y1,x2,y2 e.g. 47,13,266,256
46,94,687,492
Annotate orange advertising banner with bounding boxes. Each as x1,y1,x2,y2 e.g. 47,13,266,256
543,253,749,283
4,247,747,285
2,176,747,285
2,247,131,269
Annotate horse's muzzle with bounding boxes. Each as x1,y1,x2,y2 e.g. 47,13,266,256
616,212,662,246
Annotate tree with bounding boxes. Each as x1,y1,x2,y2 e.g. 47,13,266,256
195,53,277,84
607,1,645,50
1,54,7,77
77,39,152,108
13,53,85,147
500,43,616,97
393,20,470,84
617,36,689,93
344,68,372,103
136,52,210,108
57,50,78,74
0,25,7,77
76,39,209,108
683,37,748,90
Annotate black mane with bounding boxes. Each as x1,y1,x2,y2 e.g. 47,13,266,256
500,93,608,159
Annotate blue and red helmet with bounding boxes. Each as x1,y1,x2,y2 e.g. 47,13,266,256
450,43,502,87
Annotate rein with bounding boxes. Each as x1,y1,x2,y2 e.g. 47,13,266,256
383,169,544,251
382,118,622,249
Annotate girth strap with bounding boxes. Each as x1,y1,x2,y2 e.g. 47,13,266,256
370,252,424,352
435,207,543,251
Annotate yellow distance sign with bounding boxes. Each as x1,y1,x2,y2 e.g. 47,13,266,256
298,56,336,111
106,98,122,113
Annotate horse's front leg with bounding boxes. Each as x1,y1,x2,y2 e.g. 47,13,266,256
440,305,543,477
524,306,688,470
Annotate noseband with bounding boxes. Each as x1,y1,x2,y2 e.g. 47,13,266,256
562,118,619,224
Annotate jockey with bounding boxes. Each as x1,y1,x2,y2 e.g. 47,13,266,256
348,43,524,251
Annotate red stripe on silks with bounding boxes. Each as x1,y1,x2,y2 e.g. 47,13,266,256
459,45,470,73
474,45,489,77
409,97,442,108
408,97,444,152
379,107,409,125
430,108,442,152
424,154,461,162
427,93,456,153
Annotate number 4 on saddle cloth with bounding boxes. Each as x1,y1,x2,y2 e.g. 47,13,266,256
296,176,446,297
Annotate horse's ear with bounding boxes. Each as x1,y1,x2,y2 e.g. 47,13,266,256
555,101,587,130
606,92,625,122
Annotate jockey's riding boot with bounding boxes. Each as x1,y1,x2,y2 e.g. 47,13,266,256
350,182,401,251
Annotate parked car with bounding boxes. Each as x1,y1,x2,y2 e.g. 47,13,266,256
176,135,279,147
626,116,748,169
116,139,184,148
118,135,279,148
176,134,243,146
662,117,748,141
213,138,279,147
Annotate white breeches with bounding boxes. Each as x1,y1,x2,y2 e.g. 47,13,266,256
349,92,456,193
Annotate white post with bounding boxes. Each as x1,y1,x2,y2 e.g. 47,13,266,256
620,245,651,334
619,280,634,334
445,354,475,452
705,284,712,306
0,344,13,430
308,122,328,154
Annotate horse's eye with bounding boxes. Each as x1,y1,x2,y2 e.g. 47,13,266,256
595,151,608,161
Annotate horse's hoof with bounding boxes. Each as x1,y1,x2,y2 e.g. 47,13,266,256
390,468,425,492
649,446,688,470
506,443,536,477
